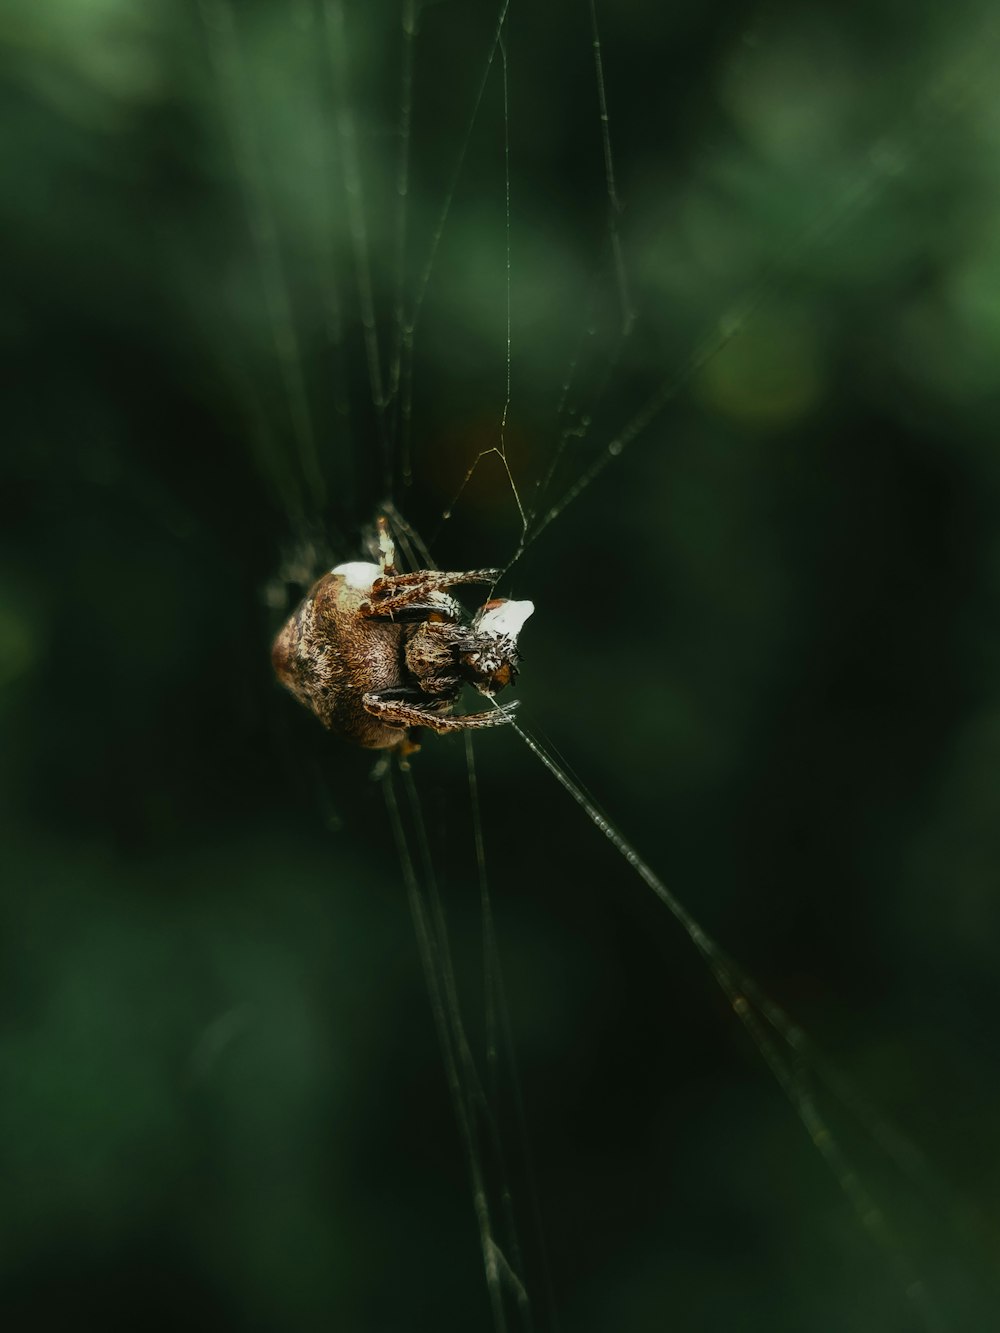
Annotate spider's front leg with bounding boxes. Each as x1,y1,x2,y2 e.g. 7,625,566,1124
363,691,518,734
361,568,500,621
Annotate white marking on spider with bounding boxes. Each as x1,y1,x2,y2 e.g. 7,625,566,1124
474,599,535,641
332,561,380,590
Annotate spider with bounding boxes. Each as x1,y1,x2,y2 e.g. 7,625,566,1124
272,521,533,755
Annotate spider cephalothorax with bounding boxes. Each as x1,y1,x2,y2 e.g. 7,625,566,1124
272,528,533,754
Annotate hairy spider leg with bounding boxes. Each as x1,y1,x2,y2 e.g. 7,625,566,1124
362,568,501,619
363,694,519,733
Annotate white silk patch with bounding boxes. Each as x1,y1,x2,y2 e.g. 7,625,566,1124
475,599,535,642
332,561,380,591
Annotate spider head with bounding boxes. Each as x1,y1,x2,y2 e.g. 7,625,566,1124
462,598,534,698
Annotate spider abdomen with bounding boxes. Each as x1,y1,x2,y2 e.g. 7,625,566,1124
272,569,411,750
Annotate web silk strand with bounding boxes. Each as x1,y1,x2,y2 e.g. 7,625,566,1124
510,718,946,1333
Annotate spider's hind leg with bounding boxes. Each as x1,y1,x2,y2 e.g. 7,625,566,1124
363,693,518,734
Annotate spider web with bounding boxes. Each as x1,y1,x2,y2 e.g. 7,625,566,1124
205,1,1000,1328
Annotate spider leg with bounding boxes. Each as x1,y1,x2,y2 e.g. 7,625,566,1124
362,599,464,625
363,693,518,733
375,568,499,590
364,686,434,703
362,568,500,619
376,516,396,575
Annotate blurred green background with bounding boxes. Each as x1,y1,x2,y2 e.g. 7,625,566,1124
4,0,1000,1328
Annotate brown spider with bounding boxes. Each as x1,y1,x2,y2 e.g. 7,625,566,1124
272,523,533,755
